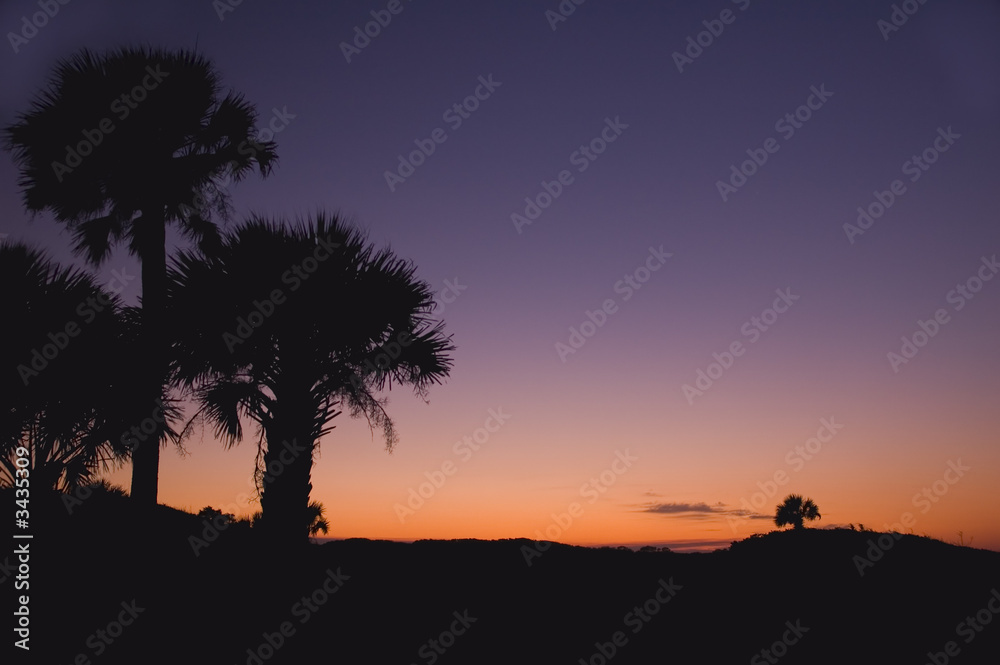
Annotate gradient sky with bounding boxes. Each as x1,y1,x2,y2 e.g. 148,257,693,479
2,0,999,552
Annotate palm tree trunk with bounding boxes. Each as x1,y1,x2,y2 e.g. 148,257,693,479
129,206,167,505
258,380,316,544
259,430,314,544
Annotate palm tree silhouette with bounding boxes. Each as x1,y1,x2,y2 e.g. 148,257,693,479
774,494,821,530
3,46,277,505
167,213,454,543
0,242,145,490
306,501,330,537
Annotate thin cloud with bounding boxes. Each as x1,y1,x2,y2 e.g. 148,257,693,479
644,502,718,514
638,501,772,521
731,510,773,521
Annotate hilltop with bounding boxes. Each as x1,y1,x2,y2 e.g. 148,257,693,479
4,489,999,664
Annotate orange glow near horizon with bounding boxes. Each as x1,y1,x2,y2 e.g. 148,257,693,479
4,0,1000,564
99,366,1000,554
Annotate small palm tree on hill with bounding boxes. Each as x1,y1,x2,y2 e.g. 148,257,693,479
774,494,821,530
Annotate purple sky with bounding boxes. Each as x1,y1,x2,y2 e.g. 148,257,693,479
3,0,999,550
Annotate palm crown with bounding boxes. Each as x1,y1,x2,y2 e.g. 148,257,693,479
774,494,821,530
166,212,454,541
4,45,278,504
4,46,276,259
2,242,134,490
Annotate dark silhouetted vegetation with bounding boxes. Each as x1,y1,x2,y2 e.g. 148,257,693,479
165,213,453,543
1,242,135,490
775,493,821,530
6,492,999,664
4,46,278,505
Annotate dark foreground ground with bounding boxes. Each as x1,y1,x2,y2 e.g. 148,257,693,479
4,489,1000,664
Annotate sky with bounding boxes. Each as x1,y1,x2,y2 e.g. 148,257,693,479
2,0,999,552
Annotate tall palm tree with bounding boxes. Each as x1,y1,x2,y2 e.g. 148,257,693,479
774,494,821,530
167,213,454,543
4,46,277,504
0,241,141,491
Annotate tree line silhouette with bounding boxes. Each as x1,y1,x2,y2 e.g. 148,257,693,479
2,45,454,544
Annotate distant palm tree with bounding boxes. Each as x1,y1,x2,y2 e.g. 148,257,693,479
0,242,134,490
167,213,454,543
774,494,821,530
3,46,278,505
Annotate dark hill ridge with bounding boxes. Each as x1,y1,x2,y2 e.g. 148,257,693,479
4,489,999,664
